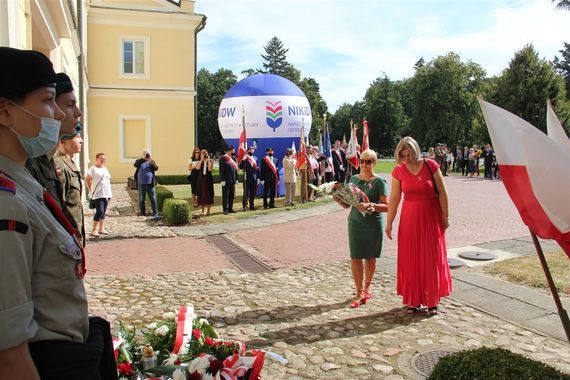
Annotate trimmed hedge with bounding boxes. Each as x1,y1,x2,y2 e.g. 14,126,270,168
428,347,569,380
156,175,189,185
162,198,191,225
155,185,174,211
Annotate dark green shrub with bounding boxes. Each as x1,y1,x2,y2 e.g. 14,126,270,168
156,175,189,185
162,198,191,225
155,185,174,211
428,347,569,380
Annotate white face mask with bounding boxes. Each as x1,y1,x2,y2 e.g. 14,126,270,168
8,100,61,158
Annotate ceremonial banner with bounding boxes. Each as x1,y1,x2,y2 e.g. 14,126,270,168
345,124,360,169
295,123,307,169
237,124,247,164
361,120,369,152
478,98,570,257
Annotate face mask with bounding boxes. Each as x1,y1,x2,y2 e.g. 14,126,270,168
8,101,61,158
268,153,273,157
248,152,253,156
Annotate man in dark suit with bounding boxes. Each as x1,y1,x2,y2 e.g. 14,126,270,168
219,146,238,214
239,146,259,211
260,147,279,209
332,140,346,182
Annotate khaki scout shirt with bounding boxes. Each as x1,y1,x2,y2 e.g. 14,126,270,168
53,151,85,245
0,155,88,351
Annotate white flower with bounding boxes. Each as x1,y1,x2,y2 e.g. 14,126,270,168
188,355,212,375
162,311,175,320
172,368,186,380
154,325,169,336
198,318,210,326
162,353,178,366
147,322,158,329
202,373,214,380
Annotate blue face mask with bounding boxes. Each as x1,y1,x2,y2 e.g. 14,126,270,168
8,101,62,158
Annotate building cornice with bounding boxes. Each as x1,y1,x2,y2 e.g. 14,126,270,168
88,3,204,30
89,84,196,99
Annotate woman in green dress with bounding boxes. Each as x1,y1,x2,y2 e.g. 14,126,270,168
334,149,389,308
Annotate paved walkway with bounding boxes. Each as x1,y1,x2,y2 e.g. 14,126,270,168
84,176,570,378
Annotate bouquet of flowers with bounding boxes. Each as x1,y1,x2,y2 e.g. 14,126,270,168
113,306,265,380
309,181,373,216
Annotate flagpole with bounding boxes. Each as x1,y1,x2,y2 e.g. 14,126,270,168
303,117,309,203
530,230,570,343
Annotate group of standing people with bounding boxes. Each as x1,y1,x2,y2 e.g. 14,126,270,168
335,137,452,315
453,144,499,179
0,47,117,379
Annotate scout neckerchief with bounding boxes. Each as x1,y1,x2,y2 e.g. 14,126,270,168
223,154,238,171
43,191,86,279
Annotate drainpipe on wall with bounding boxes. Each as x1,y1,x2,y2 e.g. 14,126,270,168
193,14,206,147
76,0,86,175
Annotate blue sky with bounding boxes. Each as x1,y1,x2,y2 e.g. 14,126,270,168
195,0,568,112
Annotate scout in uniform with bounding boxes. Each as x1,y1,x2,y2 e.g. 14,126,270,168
260,147,279,209
0,47,116,379
25,72,81,233
54,125,86,246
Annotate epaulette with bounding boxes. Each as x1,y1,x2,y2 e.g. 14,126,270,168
0,171,16,195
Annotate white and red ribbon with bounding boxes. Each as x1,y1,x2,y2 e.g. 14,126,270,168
172,305,195,355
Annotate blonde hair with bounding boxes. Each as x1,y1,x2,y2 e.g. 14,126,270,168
360,149,378,164
394,136,421,164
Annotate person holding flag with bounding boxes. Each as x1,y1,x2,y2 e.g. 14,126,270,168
240,146,259,211
260,147,279,209
219,146,238,215
296,123,310,203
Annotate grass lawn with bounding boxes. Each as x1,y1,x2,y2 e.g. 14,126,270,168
162,182,334,224
483,250,570,295
374,160,396,174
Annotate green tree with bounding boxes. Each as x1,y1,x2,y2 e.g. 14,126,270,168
552,0,570,10
409,52,487,148
364,75,409,155
297,77,328,144
554,42,570,100
261,36,300,83
197,68,237,153
490,44,567,133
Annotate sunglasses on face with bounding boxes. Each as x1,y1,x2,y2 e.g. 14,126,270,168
360,159,373,165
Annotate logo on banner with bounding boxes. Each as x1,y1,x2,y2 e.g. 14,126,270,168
266,101,283,131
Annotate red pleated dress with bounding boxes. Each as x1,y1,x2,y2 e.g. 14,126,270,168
392,159,452,308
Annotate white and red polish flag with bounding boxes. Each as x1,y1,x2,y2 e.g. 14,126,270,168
361,120,370,152
478,98,570,257
295,123,308,169
345,124,360,169
237,124,247,165
547,99,570,154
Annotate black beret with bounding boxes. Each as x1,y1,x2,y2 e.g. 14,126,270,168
226,145,234,152
55,72,74,97
247,146,254,150
266,147,273,152
0,47,56,98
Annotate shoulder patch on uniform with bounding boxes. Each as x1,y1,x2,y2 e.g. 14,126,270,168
0,219,29,234
0,172,16,195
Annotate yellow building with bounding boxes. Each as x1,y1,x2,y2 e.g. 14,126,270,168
87,0,205,181
0,0,87,167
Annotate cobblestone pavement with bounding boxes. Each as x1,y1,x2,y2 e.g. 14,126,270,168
83,178,570,378
85,261,570,379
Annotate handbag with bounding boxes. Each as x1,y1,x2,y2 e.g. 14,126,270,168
89,176,103,209
423,158,439,197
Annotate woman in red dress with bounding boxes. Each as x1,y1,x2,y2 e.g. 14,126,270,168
385,136,452,315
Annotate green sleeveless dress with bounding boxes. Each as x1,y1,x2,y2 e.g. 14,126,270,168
347,175,388,259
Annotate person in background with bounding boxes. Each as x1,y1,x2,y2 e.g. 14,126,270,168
332,140,346,183
25,72,80,233
334,149,389,308
462,146,469,176
386,136,452,316
188,147,201,207
134,149,159,220
196,149,214,215
219,146,238,215
309,147,320,191
467,147,476,178
0,47,117,380
444,148,453,176
240,146,259,211
454,146,461,172
86,152,112,236
260,147,279,209
282,148,297,206
54,128,85,245
427,147,435,160
483,144,494,180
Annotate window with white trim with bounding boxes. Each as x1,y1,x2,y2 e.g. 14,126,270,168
121,37,149,77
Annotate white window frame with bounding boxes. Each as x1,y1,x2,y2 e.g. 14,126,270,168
119,115,152,163
119,36,150,79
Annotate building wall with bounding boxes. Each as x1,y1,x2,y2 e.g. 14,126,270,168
87,0,203,181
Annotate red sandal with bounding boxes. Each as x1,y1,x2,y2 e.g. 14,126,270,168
349,290,366,308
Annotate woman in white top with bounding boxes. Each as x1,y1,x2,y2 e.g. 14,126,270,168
85,153,112,236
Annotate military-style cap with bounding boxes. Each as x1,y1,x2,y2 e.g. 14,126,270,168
266,147,274,152
55,72,74,98
0,47,56,98
225,146,234,152
247,146,254,151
